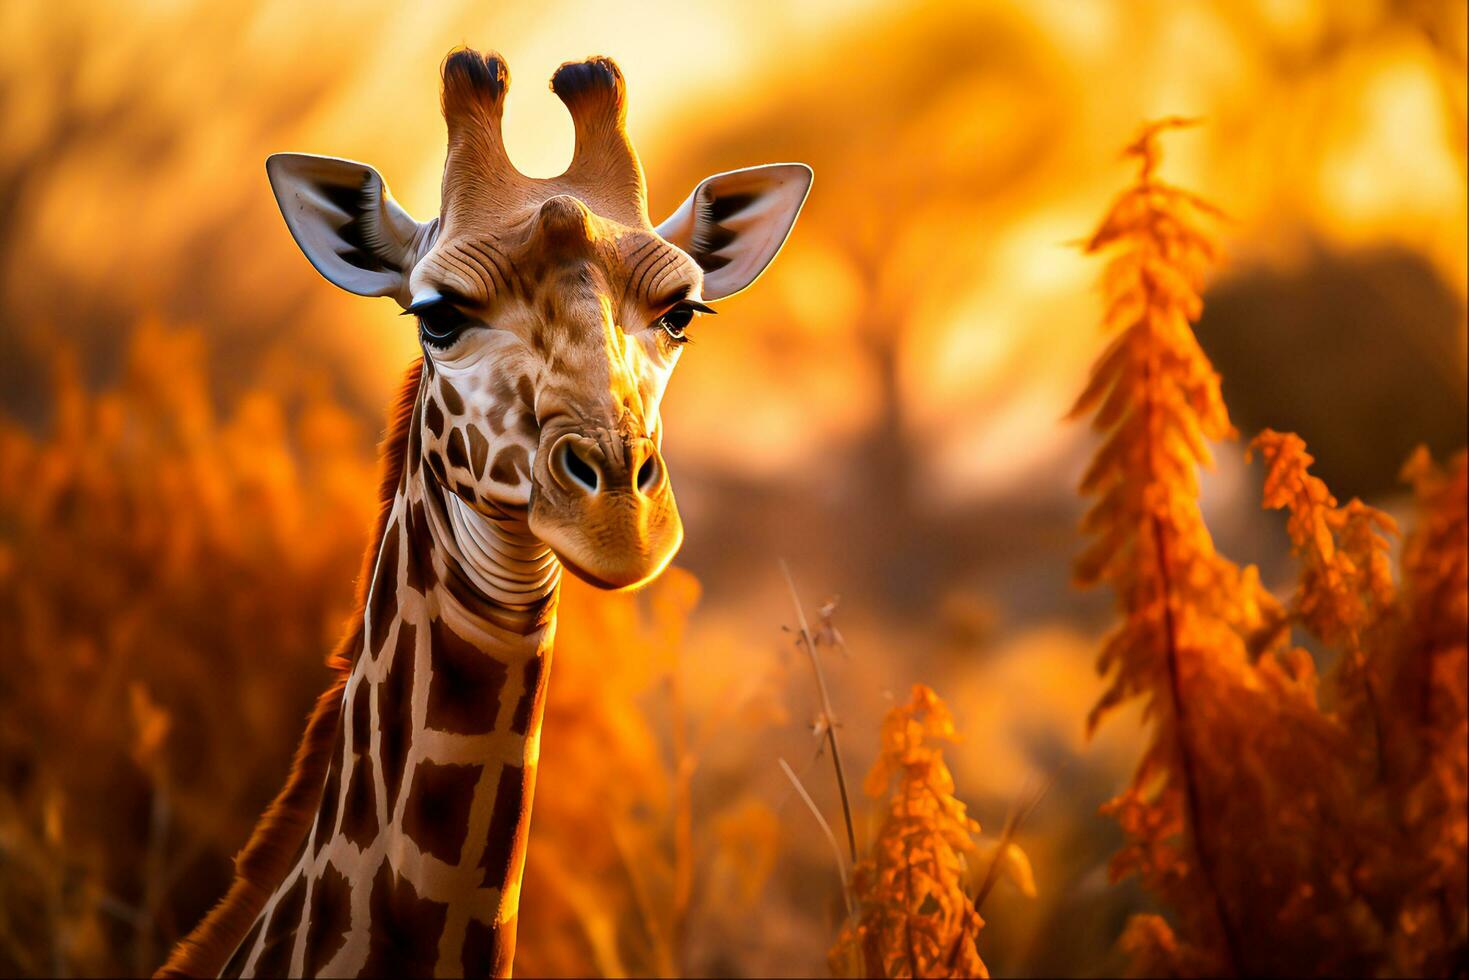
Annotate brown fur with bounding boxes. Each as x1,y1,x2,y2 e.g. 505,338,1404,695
156,361,424,978
441,48,508,124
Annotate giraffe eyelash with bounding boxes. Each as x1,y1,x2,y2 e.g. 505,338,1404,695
655,300,712,345
409,297,475,349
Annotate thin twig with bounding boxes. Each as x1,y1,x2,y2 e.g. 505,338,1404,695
973,773,1053,913
778,758,855,919
780,560,859,865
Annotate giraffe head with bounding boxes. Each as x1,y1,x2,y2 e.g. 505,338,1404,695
266,50,810,589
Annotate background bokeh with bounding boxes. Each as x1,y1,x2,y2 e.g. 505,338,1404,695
0,0,1464,976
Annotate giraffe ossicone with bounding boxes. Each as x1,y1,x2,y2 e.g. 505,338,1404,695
157,48,809,979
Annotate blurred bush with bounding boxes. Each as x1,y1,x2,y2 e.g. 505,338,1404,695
0,320,373,976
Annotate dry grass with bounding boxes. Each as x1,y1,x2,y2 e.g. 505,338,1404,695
829,684,989,979
1073,121,1468,977
0,321,372,976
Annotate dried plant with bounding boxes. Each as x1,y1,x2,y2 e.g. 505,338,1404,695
830,685,988,980
1357,448,1467,977
1247,435,1468,976
1076,121,1468,976
1074,118,1300,975
782,564,859,866
1250,429,1397,754
0,321,374,977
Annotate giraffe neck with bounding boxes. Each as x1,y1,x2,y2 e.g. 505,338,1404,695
226,406,562,979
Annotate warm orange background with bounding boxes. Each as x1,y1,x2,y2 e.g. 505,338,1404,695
0,1,1464,976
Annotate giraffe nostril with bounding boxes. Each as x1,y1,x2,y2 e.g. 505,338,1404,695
560,443,600,493
637,454,659,492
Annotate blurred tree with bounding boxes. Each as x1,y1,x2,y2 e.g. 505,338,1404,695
654,2,1069,606
1199,245,1467,500
0,3,339,421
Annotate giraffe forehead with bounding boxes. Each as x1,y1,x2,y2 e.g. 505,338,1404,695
422,207,697,309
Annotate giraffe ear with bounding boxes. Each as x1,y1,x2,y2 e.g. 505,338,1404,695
266,153,433,306
655,163,812,301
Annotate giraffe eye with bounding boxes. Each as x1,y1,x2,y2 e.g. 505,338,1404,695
410,298,474,349
656,303,696,343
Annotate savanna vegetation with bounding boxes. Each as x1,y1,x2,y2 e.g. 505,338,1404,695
1,1,1465,978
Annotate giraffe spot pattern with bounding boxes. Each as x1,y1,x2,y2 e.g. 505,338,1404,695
426,618,509,735
253,870,306,978
351,676,371,747
446,426,470,471
510,656,544,735
488,372,518,411
359,862,449,978
407,399,423,475
439,379,465,416
341,680,379,848
462,915,506,978
478,764,527,890
367,522,400,656
468,426,490,479
379,621,416,814
428,451,451,488
489,445,529,486
220,909,265,978
401,759,480,864
315,739,343,854
303,861,352,978
404,501,436,594
425,398,445,438
340,751,379,848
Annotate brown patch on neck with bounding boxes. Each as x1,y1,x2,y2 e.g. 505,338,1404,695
155,361,425,979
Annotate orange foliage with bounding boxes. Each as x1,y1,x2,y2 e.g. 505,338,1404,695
830,685,988,980
522,568,710,979
1073,119,1309,974
0,321,372,976
1249,435,1468,977
1251,429,1396,746
1254,430,1398,642
1076,123,1468,976
1369,449,1469,976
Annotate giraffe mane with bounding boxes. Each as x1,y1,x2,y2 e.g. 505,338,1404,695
155,360,425,979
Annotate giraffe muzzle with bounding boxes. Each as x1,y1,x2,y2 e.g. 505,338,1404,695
547,433,663,497
528,429,682,591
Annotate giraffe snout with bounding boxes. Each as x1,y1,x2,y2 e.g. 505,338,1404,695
546,432,663,498
530,427,682,591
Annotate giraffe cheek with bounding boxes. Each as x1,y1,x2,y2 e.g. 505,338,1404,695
479,440,534,509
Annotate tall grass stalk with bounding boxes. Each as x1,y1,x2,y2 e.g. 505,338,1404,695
780,560,858,864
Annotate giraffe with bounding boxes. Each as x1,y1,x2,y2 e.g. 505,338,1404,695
157,49,809,979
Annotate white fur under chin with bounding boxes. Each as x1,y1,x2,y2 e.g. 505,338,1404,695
434,482,561,611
